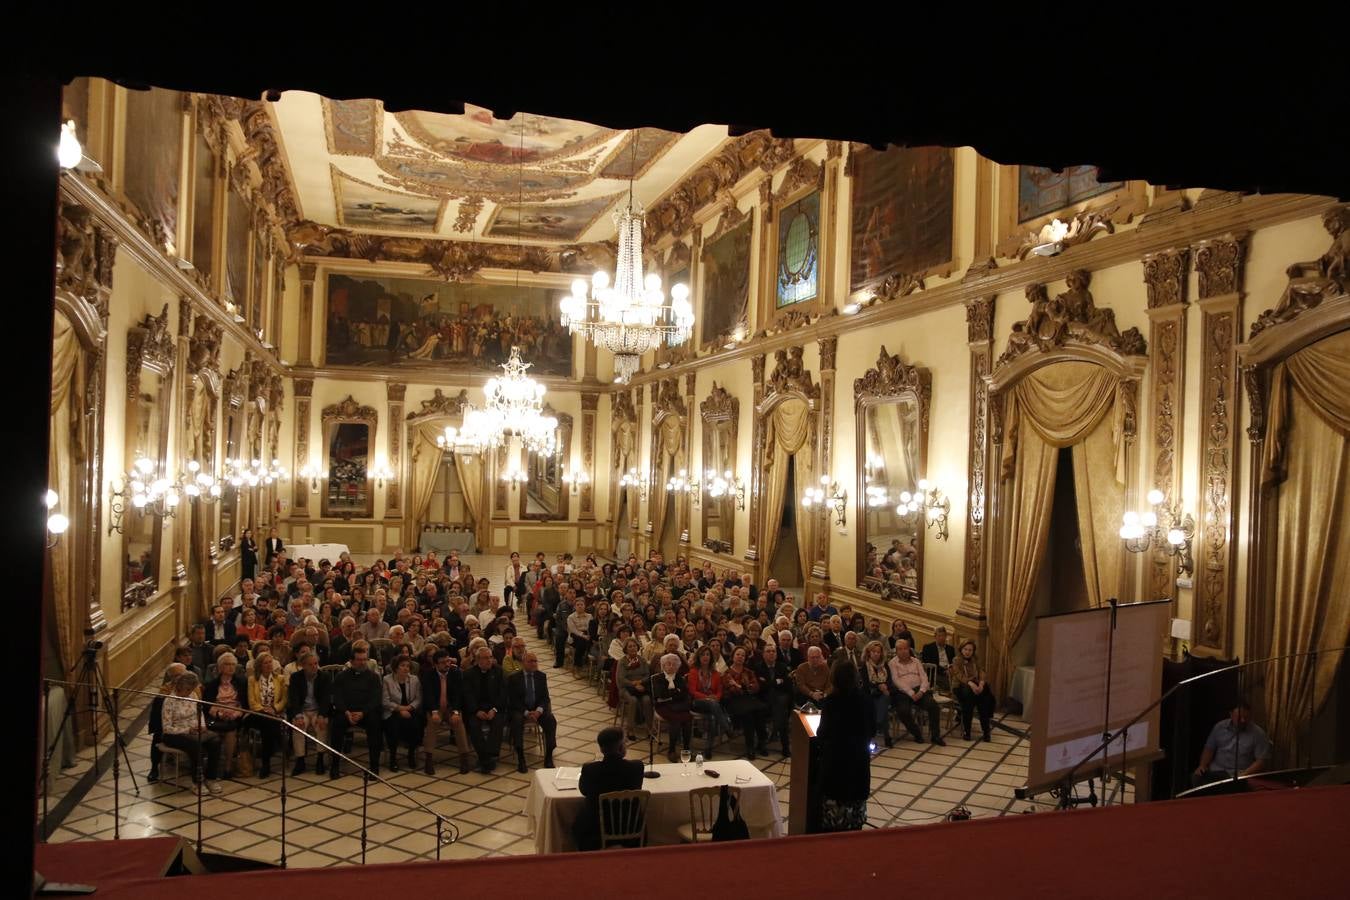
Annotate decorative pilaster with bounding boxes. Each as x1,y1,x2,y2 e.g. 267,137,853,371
958,296,995,629
580,393,598,520
1142,248,1190,602
681,373,696,545
293,378,313,517
1191,234,1246,655
386,382,405,517
297,263,316,366
745,353,767,562
813,337,838,581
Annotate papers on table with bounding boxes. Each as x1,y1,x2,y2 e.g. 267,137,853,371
552,768,580,791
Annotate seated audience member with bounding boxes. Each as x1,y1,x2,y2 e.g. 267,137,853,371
358,608,390,642
236,607,267,642
462,645,508,774
507,651,558,772
920,626,957,690
573,727,644,852
792,646,831,707
755,640,794,757
330,616,358,664
246,651,288,778
949,640,996,742
888,618,916,652
422,649,473,775
147,662,186,783
329,641,384,778
722,647,769,759
186,625,213,674
1193,700,1272,786
160,671,223,794
807,592,839,623
888,639,944,746
382,657,424,772
286,651,331,775
863,640,894,747
651,652,694,762
777,630,803,670
616,638,652,740
567,600,594,668
502,636,528,677
204,605,236,646
688,646,733,759
831,629,866,675
175,643,204,682
204,652,248,778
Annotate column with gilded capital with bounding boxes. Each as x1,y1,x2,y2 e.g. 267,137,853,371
957,295,995,640
297,263,316,366
386,382,405,520
812,337,837,585
292,378,314,518
745,353,767,567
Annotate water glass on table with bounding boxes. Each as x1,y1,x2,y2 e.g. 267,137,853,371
680,748,691,775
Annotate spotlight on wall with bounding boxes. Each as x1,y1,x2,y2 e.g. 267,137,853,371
1029,218,1070,257
45,489,69,548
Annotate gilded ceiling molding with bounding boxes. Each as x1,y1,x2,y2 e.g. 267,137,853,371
1249,206,1348,337
825,140,844,161
772,156,825,206
287,219,555,281
237,101,301,230
962,257,999,283
454,197,484,233
997,270,1148,368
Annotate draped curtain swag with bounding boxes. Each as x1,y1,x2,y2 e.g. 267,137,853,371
759,398,814,584
650,414,684,550
408,420,487,551
1259,330,1350,762
991,362,1124,692
50,311,82,676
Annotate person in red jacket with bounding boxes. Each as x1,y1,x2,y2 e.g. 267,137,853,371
688,646,734,759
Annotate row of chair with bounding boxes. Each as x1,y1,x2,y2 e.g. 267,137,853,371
597,785,741,848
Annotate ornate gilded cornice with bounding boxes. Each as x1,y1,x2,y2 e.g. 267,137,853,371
965,296,996,344
997,269,1147,369
125,304,175,400
288,219,558,281
764,346,820,401
1142,247,1190,309
293,377,314,399
644,131,793,243
853,345,932,429
772,156,824,205
322,395,378,422
700,382,739,422
705,196,750,246
407,387,469,421
1249,206,1348,337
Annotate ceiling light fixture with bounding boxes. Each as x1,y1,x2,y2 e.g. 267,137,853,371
560,129,693,384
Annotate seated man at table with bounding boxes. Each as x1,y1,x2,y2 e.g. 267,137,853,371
1193,699,1272,786
507,651,557,772
574,726,645,852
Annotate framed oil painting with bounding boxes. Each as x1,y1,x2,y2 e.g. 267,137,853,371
996,163,1147,257
224,183,250,309
699,217,752,346
1017,165,1122,223
122,86,184,247
848,146,955,296
323,272,574,375
776,190,820,308
334,170,443,232
484,194,621,242
190,127,215,278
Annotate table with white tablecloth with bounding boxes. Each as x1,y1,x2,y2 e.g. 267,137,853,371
523,759,783,853
283,543,350,564
1010,666,1036,718
417,530,476,554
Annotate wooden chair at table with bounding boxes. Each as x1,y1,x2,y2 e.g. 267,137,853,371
677,784,740,843
598,789,651,849
924,662,959,736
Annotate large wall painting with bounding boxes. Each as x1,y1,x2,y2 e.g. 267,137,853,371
700,218,753,344
848,146,954,296
1017,165,1122,224
323,272,573,375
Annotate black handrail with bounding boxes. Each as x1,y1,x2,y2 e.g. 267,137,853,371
39,677,461,865
1056,643,1349,799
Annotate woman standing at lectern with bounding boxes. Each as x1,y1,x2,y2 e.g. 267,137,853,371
815,658,875,831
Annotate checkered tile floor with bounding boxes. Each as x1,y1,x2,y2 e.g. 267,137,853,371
40,553,1129,866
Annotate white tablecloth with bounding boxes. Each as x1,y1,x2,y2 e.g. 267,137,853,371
419,531,476,554
284,543,350,563
1010,666,1036,718
523,759,783,853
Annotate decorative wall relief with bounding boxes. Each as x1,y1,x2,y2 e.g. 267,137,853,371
962,296,995,614
998,269,1148,367
815,336,838,579
293,378,314,515
1249,206,1349,338
1192,233,1246,655
580,393,598,520
386,382,406,514
1142,248,1190,603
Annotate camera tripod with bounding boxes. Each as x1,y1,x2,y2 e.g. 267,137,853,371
41,630,140,839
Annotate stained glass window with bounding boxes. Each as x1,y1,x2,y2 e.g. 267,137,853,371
777,190,820,308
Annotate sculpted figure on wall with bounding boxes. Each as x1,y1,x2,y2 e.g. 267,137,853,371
1250,205,1350,337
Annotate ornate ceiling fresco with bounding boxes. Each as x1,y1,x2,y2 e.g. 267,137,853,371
272,92,727,245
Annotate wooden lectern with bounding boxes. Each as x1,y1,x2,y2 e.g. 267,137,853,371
788,710,820,835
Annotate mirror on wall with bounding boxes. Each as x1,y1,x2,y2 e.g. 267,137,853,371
321,396,377,518
220,402,241,539
521,410,572,521
854,347,930,604
123,308,175,596
700,383,738,555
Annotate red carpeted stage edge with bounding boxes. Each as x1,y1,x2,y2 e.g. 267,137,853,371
40,786,1350,899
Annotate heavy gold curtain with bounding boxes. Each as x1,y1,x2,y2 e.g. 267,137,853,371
759,398,814,584
1261,329,1350,762
1072,414,1124,608
991,362,1123,692
649,415,684,550
407,420,487,551
50,311,81,676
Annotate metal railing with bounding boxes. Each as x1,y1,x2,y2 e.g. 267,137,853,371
39,677,461,867
1054,644,1349,804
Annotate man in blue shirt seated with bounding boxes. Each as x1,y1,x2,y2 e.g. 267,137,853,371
806,592,839,623
1193,700,1272,786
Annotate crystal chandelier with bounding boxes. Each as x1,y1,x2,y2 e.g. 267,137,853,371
469,346,558,455
559,132,693,384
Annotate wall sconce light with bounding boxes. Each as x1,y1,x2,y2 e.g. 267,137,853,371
57,120,101,174
502,465,527,488
562,468,590,495
620,467,649,501
705,469,746,511
802,475,848,527
45,489,68,549
922,482,951,542
180,459,222,504
667,469,700,507
109,456,178,534
368,459,395,490
299,462,321,494
1120,488,1195,577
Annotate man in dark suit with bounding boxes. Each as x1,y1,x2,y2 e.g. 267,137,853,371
920,626,957,691
460,645,507,774
329,642,384,778
264,528,285,565
203,605,236,647
507,651,557,772
421,649,473,775
286,650,332,775
573,726,645,851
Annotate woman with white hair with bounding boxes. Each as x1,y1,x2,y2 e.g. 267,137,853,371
203,652,247,780
161,671,224,794
651,653,694,762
